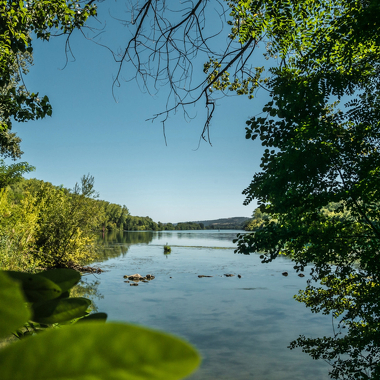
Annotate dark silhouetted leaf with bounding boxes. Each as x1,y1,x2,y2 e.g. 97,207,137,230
0,272,31,339
31,297,91,324
37,269,81,293
4,271,61,302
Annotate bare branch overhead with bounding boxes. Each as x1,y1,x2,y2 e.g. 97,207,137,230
101,0,261,144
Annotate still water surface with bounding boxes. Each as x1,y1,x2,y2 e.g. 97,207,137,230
85,230,332,379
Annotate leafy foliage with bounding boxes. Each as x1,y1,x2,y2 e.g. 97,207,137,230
229,0,380,378
124,215,161,231
244,207,271,231
0,271,30,339
0,175,104,270
0,187,40,271
0,159,35,189
99,200,129,230
0,0,97,159
0,269,201,379
32,175,103,268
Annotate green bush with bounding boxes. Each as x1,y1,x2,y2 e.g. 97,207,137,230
31,176,104,268
0,175,105,270
0,189,40,271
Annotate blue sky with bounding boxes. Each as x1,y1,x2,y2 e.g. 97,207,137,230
11,2,271,223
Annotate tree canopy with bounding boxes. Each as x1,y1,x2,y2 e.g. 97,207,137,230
0,0,97,159
228,1,380,378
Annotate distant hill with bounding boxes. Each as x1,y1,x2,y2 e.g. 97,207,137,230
188,217,250,230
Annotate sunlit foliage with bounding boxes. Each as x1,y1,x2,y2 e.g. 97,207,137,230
31,175,104,268
244,207,271,231
0,160,35,189
0,188,39,271
0,175,104,270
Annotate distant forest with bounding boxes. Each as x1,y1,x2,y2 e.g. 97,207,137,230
121,215,250,231
189,217,250,230
124,217,250,231
6,178,250,232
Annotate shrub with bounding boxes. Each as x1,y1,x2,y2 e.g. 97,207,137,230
31,175,104,268
0,189,40,271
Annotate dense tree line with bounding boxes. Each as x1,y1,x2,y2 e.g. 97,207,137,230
124,219,204,231
0,174,102,270
0,169,219,271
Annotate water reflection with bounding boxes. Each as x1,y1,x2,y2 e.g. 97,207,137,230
99,230,154,245
71,278,103,312
155,230,241,242
152,230,242,248
94,231,155,262
89,230,332,380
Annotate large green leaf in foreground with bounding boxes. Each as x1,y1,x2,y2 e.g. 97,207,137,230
0,272,31,339
0,322,201,380
31,297,91,324
36,269,81,293
4,271,61,302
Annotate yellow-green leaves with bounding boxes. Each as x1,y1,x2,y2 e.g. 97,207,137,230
32,178,104,268
0,188,40,271
204,57,264,98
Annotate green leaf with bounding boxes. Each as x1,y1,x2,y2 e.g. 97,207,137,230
77,312,108,323
37,269,81,293
31,297,91,324
4,271,62,302
0,322,201,380
57,290,71,299
0,272,31,339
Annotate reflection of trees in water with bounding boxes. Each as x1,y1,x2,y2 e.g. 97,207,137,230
94,244,129,262
93,231,155,262
123,231,154,244
155,232,173,241
99,230,154,244
156,231,240,242
71,277,103,312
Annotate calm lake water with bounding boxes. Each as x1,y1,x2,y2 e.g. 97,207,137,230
84,230,333,379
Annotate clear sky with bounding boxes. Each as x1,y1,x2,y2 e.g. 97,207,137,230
11,2,271,223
